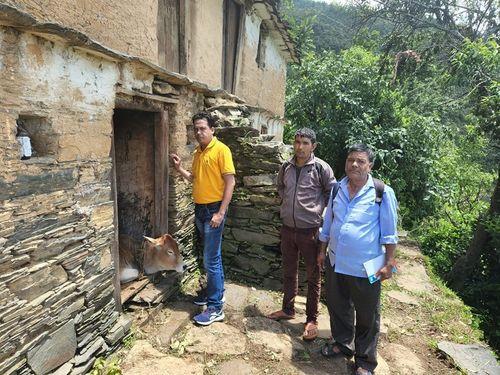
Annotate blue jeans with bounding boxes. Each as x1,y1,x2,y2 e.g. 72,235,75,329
195,202,225,310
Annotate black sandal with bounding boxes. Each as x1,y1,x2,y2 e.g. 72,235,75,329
321,342,353,359
355,367,374,375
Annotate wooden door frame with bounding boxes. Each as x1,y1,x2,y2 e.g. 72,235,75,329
110,101,170,308
222,0,245,93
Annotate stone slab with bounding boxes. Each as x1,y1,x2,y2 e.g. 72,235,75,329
122,340,204,375
438,341,500,375
382,343,426,374
394,261,433,294
74,337,105,365
242,174,277,187
244,316,304,359
231,228,280,246
247,289,281,316
217,359,258,375
183,323,247,355
376,354,391,375
224,282,250,312
27,320,77,375
387,290,420,305
152,303,195,347
51,362,73,375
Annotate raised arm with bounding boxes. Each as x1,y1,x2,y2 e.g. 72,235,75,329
170,153,193,182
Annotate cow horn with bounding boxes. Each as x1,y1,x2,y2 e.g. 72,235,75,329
143,236,156,243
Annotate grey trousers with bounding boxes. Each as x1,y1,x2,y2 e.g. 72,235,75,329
325,261,381,372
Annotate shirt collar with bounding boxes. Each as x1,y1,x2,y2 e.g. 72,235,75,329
196,137,217,153
340,174,374,197
341,174,374,187
288,153,316,166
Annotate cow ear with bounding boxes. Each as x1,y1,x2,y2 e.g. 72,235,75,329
162,234,179,252
144,236,156,244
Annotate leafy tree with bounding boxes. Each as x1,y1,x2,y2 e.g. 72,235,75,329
281,0,499,351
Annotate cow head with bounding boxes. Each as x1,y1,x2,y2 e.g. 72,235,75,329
143,234,185,274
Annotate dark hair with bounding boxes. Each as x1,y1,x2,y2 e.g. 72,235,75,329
347,143,375,163
192,111,216,128
294,127,316,144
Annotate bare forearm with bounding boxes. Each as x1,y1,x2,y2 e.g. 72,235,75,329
176,165,193,182
319,241,328,253
219,174,235,215
385,243,396,265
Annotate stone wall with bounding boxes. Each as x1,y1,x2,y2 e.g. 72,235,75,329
167,89,206,276
0,27,129,374
207,106,294,290
0,4,294,371
235,11,287,117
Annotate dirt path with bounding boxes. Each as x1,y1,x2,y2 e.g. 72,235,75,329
104,241,489,374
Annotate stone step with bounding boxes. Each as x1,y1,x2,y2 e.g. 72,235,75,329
139,301,198,349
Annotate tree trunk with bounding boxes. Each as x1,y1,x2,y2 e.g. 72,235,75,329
448,167,500,291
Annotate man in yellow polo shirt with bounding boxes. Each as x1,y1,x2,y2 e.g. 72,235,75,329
170,111,235,325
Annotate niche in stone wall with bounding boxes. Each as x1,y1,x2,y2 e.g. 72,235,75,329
16,115,57,159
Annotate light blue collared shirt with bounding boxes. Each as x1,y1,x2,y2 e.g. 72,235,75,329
319,175,398,278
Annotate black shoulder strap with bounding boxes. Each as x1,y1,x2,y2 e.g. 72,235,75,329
373,178,385,204
329,182,340,211
330,179,384,211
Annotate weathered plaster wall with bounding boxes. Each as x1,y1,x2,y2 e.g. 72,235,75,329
0,27,124,374
167,89,205,273
185,0,224,88
235,12,287,117
1,0,159,64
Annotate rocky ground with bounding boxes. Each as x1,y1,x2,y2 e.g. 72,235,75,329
98,240,498,375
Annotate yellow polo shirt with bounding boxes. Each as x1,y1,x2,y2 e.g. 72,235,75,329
192,137,235,204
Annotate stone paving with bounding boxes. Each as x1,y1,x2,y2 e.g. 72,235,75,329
118,243,500,375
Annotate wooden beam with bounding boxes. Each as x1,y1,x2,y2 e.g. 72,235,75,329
120,278,150,304
116,87,179,104
178,0,188,75
110,118,123,312
154,110,169,236
115,96,165,112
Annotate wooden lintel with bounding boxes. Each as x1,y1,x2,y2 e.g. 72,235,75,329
116,87,179,104
115,96,164,112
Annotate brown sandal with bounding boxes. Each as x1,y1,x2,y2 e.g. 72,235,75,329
302,321,318,341
266,310,295,321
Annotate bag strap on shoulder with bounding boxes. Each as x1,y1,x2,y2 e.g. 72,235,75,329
373,178,385,204
329,178,385,212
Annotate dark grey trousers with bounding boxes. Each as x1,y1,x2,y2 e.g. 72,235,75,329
325,261,381,372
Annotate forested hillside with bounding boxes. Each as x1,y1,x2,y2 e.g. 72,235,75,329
281,0,499,352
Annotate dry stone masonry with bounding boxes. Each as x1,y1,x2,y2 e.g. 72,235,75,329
0,1,296,372
211,106,296,290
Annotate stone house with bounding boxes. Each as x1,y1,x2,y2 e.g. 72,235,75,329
0,0,296,373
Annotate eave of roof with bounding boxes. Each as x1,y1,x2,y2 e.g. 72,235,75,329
253,0,298,63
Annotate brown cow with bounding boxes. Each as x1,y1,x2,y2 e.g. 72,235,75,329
119,234,185,283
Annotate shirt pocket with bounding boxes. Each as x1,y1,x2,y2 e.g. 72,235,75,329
351,203,378,222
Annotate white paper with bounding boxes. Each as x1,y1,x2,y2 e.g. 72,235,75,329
363,254,386,284
17,136,32,158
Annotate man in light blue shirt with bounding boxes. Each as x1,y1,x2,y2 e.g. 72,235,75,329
317,144,398,375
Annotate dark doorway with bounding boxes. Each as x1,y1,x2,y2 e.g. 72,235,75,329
111,107,169,305
222,0,243,93
113,109,156,240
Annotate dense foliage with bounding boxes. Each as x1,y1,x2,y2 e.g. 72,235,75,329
281,0,499,351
